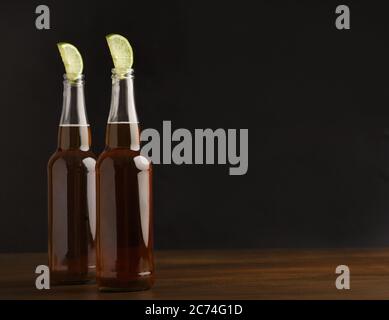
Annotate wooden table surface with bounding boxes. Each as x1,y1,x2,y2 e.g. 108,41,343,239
1,249,389,300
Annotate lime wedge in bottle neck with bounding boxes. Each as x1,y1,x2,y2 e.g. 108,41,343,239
57,42,83,82
106,34,134,77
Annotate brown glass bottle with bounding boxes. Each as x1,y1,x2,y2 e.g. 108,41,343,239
96,70,154,291
48,75,96,285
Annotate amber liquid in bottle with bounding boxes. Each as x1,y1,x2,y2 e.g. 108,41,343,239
96,70,154,291
48,76,96,284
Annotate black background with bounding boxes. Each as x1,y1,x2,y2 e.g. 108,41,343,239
2,0,389,252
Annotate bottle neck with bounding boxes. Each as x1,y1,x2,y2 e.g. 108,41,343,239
58,76,91,151
106,70,140,150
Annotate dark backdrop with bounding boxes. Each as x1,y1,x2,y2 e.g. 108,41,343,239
2,0,389,252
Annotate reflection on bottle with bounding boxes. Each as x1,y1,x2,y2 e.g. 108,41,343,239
134,155,151,248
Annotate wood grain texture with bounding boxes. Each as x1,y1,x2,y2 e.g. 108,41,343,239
1,249,389,299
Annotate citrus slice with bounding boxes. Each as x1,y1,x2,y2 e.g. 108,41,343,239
106,34,133,76
57,42,83,81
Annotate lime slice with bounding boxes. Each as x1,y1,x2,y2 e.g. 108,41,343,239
106,34,133,76
57,42,83,81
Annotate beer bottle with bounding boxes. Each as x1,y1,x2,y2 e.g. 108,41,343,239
48,43,96,284
96,34,154,291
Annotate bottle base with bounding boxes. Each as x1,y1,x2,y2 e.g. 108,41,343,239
51,279,95,286
51,270,96,286
98,276,154,292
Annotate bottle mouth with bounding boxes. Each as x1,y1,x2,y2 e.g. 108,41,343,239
111,68,134,79
63,74,84,85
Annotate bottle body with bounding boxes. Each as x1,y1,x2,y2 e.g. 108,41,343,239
48,76,96,284
96,72,154,291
